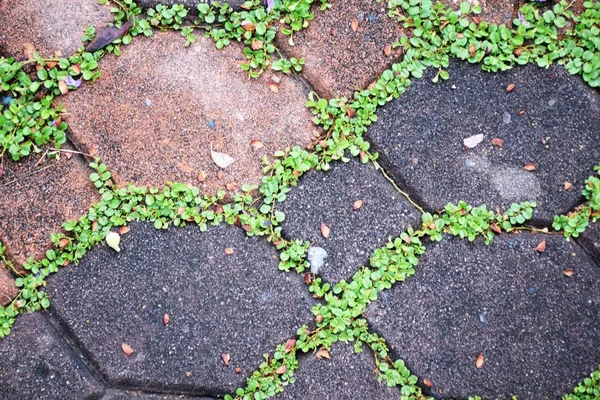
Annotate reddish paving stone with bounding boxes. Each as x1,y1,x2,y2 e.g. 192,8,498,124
62,32,315,192
0,263,18,306
0,0,112,57
0,149,99,268
276,0,404,99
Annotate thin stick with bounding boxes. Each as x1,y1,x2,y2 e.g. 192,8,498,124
1,165,54,187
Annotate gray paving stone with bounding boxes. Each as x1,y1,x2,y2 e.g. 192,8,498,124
279,157,420,284
0,312,104,400
366,62,600,224
366,233,600,399
277,342,401,399
578,222,600,265
46,223,316,395
136,0,245,11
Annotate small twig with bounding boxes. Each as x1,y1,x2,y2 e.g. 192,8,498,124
49,148,93,157
34,148,50,167
1,165,54,187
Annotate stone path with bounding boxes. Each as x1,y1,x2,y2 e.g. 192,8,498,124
1,0,599,399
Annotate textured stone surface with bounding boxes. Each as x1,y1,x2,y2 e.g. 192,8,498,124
0,0,112,57
366,62,600,224
279,157,420,284
278,342,401,399
47,223,316,395
63,32,314,193
276,0,404,98
366,233,600,399
0,150,99,268
0,263,18,306
578,222,600,265
0,312,103,400
102,389,216,399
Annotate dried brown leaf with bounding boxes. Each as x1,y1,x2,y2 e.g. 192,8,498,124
23,43,36,59
210,145,236,169
224,247,234,255
506,83,516,92
58,238,70,249
198,171,207,182
122,343,135,356
119,226,130,235
268,82,279,93
469,43,476,57
320,222,330,238
234,367,242,374
72,64,82,75
353,200,363,210
524,162,537,172
491,222,502,234
241,21,256,31
491,138,504,147
351,19,359,32
384,45,392,56
222,353,231,366
163,313,170,325
226,182,236,191
476,353,484,369
86,20,133,52
58,80,69,95
284,339,296,353
250,139,264,149
423,378,433,387
275,365,287,375
316,347,331,360
563,268,575,277
315,314,324,324
251,40,263,50
534,240,546,253
564,181,573,191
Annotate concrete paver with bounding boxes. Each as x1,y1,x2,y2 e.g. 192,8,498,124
0,263,18,306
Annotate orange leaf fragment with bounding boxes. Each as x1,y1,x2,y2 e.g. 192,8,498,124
234,367,242,374
222,353,231,366
506,83,516,92
320,222,330,238
58,238,70,249
564,181,573,191
268,82,279,93
226,182,236,191
423,378,433,387
251,40,263,50
284,339,296,353
58,80,69,95
476,353,484,369
224,247,234,255
163,313,170,326
122,343,135,356
250,139,264,149
346,107,356,118
92,220,98,232
469,43,476,57
198,171,207,182
316,347,331,360
241,21,256,31
353,200,363,210
72,64,82,75
490,222,502,234
351,19,359,32
491,138,504,147
524,163,537,172
315,314,324,324
276,365,287,374
384,45,392,56
563,268,575,277
534,240,546,253
119,226,130,235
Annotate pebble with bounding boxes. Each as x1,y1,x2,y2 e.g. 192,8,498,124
528,287,536,295
307,247,328,275
479,313,488,324
207,120,216,129
465,159,475,168
502,111,512,124
548,99,556,106
1,95,13,106
145,98,152,107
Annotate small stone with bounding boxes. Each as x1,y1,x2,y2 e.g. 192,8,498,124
502,111,511,124
145,98,152,107
548,99,556,106
528,287,536,295
307,247,328,275
465,160,475,168
207,120,216,129
479,313,487,324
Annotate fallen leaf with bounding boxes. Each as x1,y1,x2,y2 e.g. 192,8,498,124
563,268,575,276
359,151,369,163
316,348,330,360
456,33,464,39
476,353,484,369
185,371,192,377
320,222,330,238
524,163,537,172
491,138,504,147
519,110,526,116
226,182,236,191
250,139,264,149
384,45,392,56
346,107,356,118
351,19,359,32
122,343,134,356
491,222,502,234
23,43,36,59
234,367,242,374
251,40,263,50
423,378,433,387
472,15,481,24
241,20,256,31
86,19,134,52
58,80,69,95
463,134,484,149
210,145,236,169
268,82,279,93
106,231,121,252
564,181,573,191
63,260,70,267
315,314,324,324
514,47,524,56
469,43,476,57
304,273,312,285
222,353,231,366
224,247,234,255
198,171,207,182
217,170,224,180
119,226,130,235
534,240,546,253
353,200,363,210
72,64,82,75
0,163,3,179
163,313,170,326
506,83,516,92
284,339,296,353
275,365,287,374
58,238,70,249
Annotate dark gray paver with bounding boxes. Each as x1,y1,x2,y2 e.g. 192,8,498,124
102,389,215,399
578,222,600,265
46,223,316,395
0,312,104,400
366,233,600,399
136,0,245,11
279,157,420,284
278,342,401,399
366,62,600,224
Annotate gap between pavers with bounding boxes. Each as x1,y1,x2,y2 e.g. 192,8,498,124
366,232,600,399
61,31,316,194
577,222,600,266
46,222,317,395
136,0,246,11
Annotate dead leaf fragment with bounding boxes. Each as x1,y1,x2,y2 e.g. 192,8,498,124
316,348,331,360
86,19,134,52
210,145,236,169
353,200,363,210
122,343,135,356
163,313,170,326
119,226,130,235
320,222,330,238
284,339,296,353
275,365,287,375
423,378,433,387
23,43,36,59
491,222,502,234
224,247,234,255
564,181,573,191
58,80,69,95
198,171,207,182
58,238,70,249
222,353,231,366
268,81,279,93
384,45,392,56
506,83,516,92
185,371,192,377
72,64,82,75
524,163,537,172
251,40,263,50
534,240,546,253
469,43,476,57
476,353,484,369
491,138,504,147
315,314,324,324
563,268,575,276
226,182,236,191
235,367,242,374
463,134,484,149
250,139,264,149
241,20,256,31
351,19,359,32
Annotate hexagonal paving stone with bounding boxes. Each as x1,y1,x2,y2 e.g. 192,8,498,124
277,342,401,399
62,32,314,194
46,223,316,395
578,222,600,265
0,150,100,268
276,0,404,98
366,233,600,399
366,61,600,224
0,0,112,57
279,157,420,284
0,312,104,400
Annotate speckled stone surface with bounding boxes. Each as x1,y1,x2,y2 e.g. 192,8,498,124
279,157,420,284
278,342,401,399
276,0,404,98
0,150,99,268
0,263,18,306
62,32,315,194
0,0,112,57
366,61,600,224
578,222,600,265
101,389,217,399
366,233,600,399
46,223,316,395
0,312,104,400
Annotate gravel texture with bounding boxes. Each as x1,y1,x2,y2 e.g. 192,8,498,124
47,223,316,395
366,233,600,399
366,61,600,224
